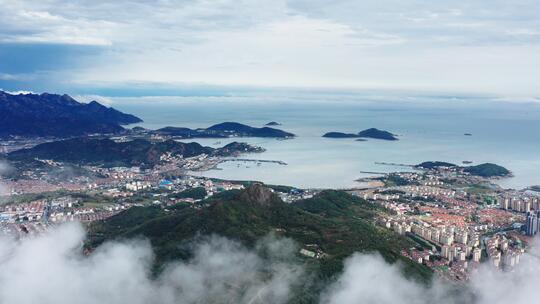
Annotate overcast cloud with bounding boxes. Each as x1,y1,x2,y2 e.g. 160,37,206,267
0,0,539,96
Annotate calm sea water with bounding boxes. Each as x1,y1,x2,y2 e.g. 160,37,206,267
112,94,540,190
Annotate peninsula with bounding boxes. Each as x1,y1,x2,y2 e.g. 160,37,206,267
8,138,263,168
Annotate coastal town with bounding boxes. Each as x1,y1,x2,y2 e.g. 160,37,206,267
1,139,539,284
353,165,538,282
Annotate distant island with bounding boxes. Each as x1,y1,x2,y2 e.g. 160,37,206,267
8,138,263,167
265,121,281,126
0,91,142,138
323,128,398,141
322,132,360,138
155,122,295,139
358,128,398,140
415,161,511,178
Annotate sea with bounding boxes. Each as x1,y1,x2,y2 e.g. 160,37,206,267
111,93,540,190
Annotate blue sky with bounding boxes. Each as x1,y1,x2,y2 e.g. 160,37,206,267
1,0,539,99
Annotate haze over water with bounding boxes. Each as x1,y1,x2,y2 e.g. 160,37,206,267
114,94,540,190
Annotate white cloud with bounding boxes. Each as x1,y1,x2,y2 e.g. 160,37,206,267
1,0,540,96
1,222,540,304
0,223,303,304
319,254,454,304
321,239,540,304
1,89,35,95
72,94,115,106
0,73,34,81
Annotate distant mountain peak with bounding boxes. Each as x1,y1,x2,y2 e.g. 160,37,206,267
88,100,102,106
85,100,108,109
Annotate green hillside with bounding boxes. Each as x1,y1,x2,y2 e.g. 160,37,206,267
87,184,432,303
8,138,261,167
463,163,511,177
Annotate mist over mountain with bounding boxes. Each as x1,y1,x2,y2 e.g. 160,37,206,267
0,91,142,138
2,218,539,304
86,184,433,302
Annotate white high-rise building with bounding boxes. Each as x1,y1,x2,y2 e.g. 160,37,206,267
473,248,481,262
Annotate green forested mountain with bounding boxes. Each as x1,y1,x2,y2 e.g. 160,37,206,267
8,138,261,167
87,184,431,303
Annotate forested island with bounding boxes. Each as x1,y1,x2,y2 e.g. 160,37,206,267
155,122,295,139
323,128,398,140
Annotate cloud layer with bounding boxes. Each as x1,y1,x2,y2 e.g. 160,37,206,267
0,223,303,304
1,222,540,304
0,0,539,96
322,239,540,304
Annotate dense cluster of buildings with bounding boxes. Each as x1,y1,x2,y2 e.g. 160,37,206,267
0,195,130,230
499,195,540,213
358,168,539,281
525,211,540,236
0,200,47,222
485,234,524,269
380,215,484,272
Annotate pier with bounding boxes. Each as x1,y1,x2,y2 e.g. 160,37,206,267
375,162,414,168
223,159,288,166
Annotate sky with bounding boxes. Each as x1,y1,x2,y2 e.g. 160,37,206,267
0,0,539,98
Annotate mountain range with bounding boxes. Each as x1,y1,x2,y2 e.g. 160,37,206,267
0,91,142,138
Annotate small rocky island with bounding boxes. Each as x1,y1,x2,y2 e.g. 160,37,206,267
322,132,360,138
323,128,398,141
265,121,281,126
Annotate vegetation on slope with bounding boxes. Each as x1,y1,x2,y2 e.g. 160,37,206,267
87,184,432,304
463,163,511,177
8,138,261,167
156,122,295,138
